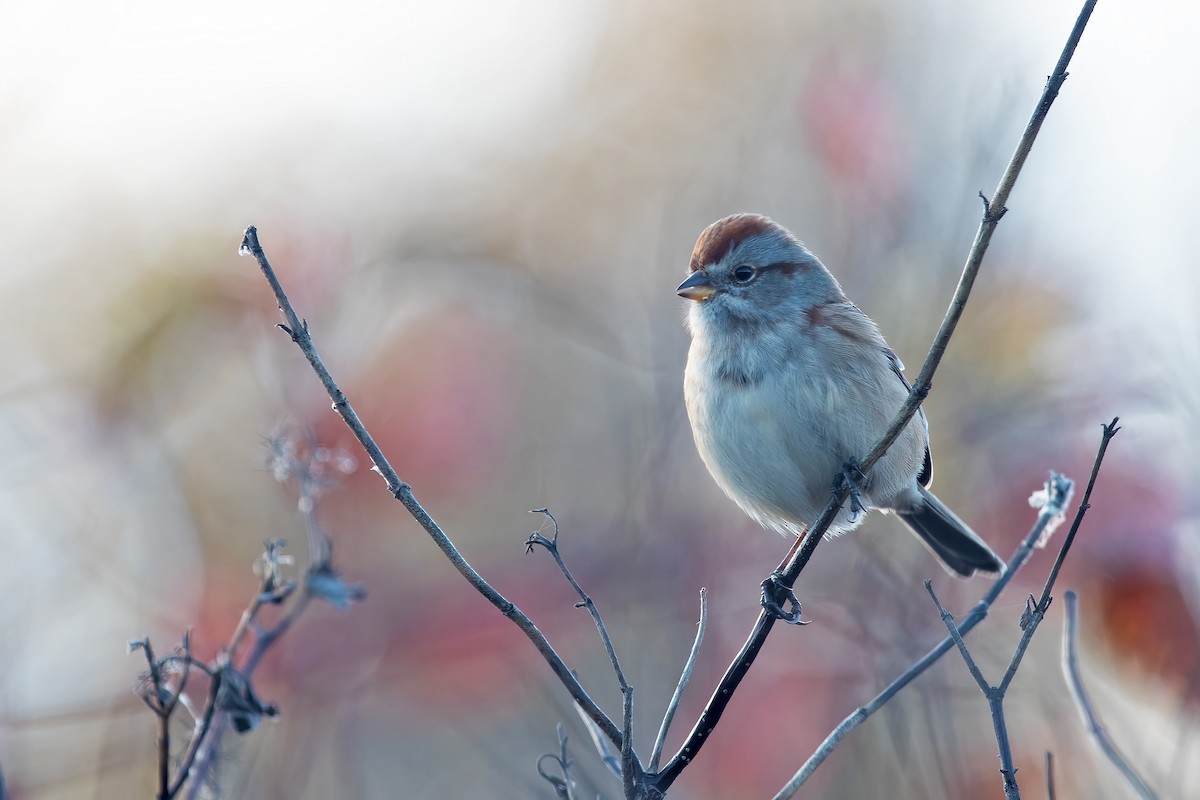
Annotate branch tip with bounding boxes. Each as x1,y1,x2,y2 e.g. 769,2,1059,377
238,225,259,257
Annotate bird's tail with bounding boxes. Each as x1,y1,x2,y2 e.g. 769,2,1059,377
896,486,1005,578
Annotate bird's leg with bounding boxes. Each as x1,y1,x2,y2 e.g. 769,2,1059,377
760,535,811,625
836,459,867,523
761,574,810,625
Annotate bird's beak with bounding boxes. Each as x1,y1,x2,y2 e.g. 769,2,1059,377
676,271,716,302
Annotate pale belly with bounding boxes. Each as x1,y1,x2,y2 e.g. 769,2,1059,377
685,353,926,536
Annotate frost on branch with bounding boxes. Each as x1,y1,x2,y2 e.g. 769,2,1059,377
1027,471,1075,548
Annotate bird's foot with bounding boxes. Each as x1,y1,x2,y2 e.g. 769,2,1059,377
835,459,867,523
760,572,810,625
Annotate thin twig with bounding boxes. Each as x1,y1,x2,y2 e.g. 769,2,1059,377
245,593,312,673
240,227,626,755
860,0,1096,479
652,1,1099,789
926,582,990,693
557,723,576,800
170,631,195,716
1062,591,1157,799
157,632,195,800
998,418,1121,695
176,439,351,798
621,686,637,798
227,589,267,662
926,419,1117,799
775,469,1073,799
137,638,171,800
926,582,1020,800
178,553,284,797
129,435,353,798
168,664,224,798
523,509,644,794
157,693,170,799
525,510,630,702
649,588,708,773
536,723,577,800
575,702,623,779
1045,751,1055,800
781,416,1116,798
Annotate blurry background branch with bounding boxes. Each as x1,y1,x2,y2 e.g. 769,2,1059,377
536,723,578,800
129,432,363,799
1062,591,1157,799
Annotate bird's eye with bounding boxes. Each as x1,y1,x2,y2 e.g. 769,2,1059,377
732,265,757,284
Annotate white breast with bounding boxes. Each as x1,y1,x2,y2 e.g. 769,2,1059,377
684,320,928,536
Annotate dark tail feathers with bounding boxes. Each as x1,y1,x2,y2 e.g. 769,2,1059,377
897,486,1004,578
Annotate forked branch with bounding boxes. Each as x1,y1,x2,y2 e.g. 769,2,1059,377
239,230,627,756
651,1,1100,790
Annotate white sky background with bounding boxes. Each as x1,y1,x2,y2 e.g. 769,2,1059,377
1,1,1193,314
0,1,1193,496
1,0,1194,291
1008,2,1200,471
0,0,601,262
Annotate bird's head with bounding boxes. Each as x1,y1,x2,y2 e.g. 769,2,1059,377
678,214,842,334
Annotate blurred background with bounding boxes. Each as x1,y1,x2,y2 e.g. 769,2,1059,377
1,1,1196,797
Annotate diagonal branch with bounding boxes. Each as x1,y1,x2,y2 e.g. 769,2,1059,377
524,508,642,790
998,418,1120,695
1062,591,1157,799
926,582,1020,800
525,509,629,709
649,588,708,773
776,414,1115,798
239,228,626,754
651,0,1099,789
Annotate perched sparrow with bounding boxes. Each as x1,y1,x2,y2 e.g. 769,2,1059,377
678,214,1003,578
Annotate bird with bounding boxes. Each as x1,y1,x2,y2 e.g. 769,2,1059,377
678,213,1004,580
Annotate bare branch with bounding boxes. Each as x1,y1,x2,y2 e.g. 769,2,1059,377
775,470,1073,798
525,509,629,704
926,581,1020,800
144,640,171,799
524,508,644,794
780,416,1117,799
652,1,1100,789
168,662,224,799
536,723,577,800
1045,751,1056,800
998,418,1121,695
649,588,707,773
575,702,622,779
240,228,625,753
621,686,637,798
128,434,361,799
926,582,991,693
1062,591,1157,799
